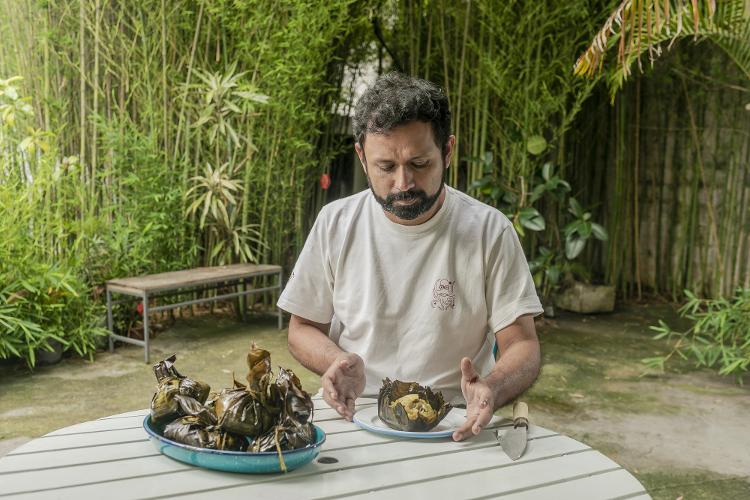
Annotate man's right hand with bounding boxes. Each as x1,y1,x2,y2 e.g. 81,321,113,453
321,352,365,421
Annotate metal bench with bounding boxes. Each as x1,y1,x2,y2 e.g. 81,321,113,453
105,264,283,363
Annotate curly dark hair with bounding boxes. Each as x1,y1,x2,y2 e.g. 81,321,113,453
352,72,451,155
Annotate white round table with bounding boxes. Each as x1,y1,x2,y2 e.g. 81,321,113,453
0,397,650,499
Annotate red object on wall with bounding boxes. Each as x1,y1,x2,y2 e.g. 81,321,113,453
320,173,331,190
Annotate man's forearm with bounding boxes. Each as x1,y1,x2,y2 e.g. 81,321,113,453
484,316,541,409
287,314,344,376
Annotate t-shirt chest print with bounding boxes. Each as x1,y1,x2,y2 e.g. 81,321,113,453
431,278,456,310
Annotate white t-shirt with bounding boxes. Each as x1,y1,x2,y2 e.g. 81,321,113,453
277,185,543,403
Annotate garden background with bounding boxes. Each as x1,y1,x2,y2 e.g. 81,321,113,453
1,1,749,497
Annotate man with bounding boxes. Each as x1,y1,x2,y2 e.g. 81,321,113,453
277,72,543,441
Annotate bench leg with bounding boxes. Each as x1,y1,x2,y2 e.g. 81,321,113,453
107,288,114,353
241,279,248,322
277,270,284,330
143,293,150,364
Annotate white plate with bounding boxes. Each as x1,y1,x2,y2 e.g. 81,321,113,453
353,405,469,439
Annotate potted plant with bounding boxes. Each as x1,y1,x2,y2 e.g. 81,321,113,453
472,158,611,315
553,198,613,314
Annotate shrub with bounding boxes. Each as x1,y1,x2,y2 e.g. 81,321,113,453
645,289,750,383
0,264,107,368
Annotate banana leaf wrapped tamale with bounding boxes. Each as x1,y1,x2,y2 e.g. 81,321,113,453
148,344,317,468
249,419,316,453
163,415,246,451
378,378,452,432
248,367,315,453
245,343,272,391
153,354,211,402
150,354,214,425
213,344,281,437
276,367,314,426
248,367,316,472
213,386,276,437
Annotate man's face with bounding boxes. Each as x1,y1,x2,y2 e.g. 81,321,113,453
356,121,455,223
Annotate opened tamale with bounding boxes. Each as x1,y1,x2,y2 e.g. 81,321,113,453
377,378,452,432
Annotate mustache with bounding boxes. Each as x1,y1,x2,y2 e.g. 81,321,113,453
386,190,428,202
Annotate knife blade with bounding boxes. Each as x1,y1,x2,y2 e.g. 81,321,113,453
497,401,528,460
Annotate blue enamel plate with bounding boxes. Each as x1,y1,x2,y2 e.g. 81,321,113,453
353,406,467,439
143,416,325,474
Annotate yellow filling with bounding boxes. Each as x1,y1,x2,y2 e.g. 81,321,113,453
391,394,436,421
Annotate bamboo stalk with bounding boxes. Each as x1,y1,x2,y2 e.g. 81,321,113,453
161,0,168,157
92,0,100,205
454,0,471,188
681,75,725,290
634,77,642,299
438,5,451,116
79,0,86,212
175,2,203,181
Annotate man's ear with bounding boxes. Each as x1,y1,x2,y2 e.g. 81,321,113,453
354,142,367,175
444,135,457,169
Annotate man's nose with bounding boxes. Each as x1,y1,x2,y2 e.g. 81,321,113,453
394,165,415,191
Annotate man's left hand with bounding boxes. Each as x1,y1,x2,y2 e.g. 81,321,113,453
452,357,496,441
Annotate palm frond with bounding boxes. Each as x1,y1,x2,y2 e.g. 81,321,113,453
575,0,749,96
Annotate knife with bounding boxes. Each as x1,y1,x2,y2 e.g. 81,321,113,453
497,401,528,460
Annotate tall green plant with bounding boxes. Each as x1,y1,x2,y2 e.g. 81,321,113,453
186,162,266,265
183,63,269,266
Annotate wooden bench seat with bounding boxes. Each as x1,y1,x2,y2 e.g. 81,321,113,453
105,264,284,363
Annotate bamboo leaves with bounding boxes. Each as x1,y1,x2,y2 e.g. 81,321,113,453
0,0,373,364
0,77,33,127
646,288,750,381
18,127,54,154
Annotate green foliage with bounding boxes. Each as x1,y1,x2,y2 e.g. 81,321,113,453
528,246,561,301
575,0,750,101
190,62,268,148
385,0,608,191
82,115,196,281
473,156,606,300
471,157,559,238
0,78,190,367
526,135,548,156
526,191,607,301
183,63,268,266
644,289,750,382
563,198,608,260
0,266,107,368
0,76,32,127
0,0,373,367
186,162,266,265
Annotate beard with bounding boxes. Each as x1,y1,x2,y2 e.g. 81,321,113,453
368,179,445,221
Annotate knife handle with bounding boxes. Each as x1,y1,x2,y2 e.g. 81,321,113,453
512,402,529,428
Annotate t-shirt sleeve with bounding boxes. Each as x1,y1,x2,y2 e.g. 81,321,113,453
276,208,335,324
486,224,544,333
